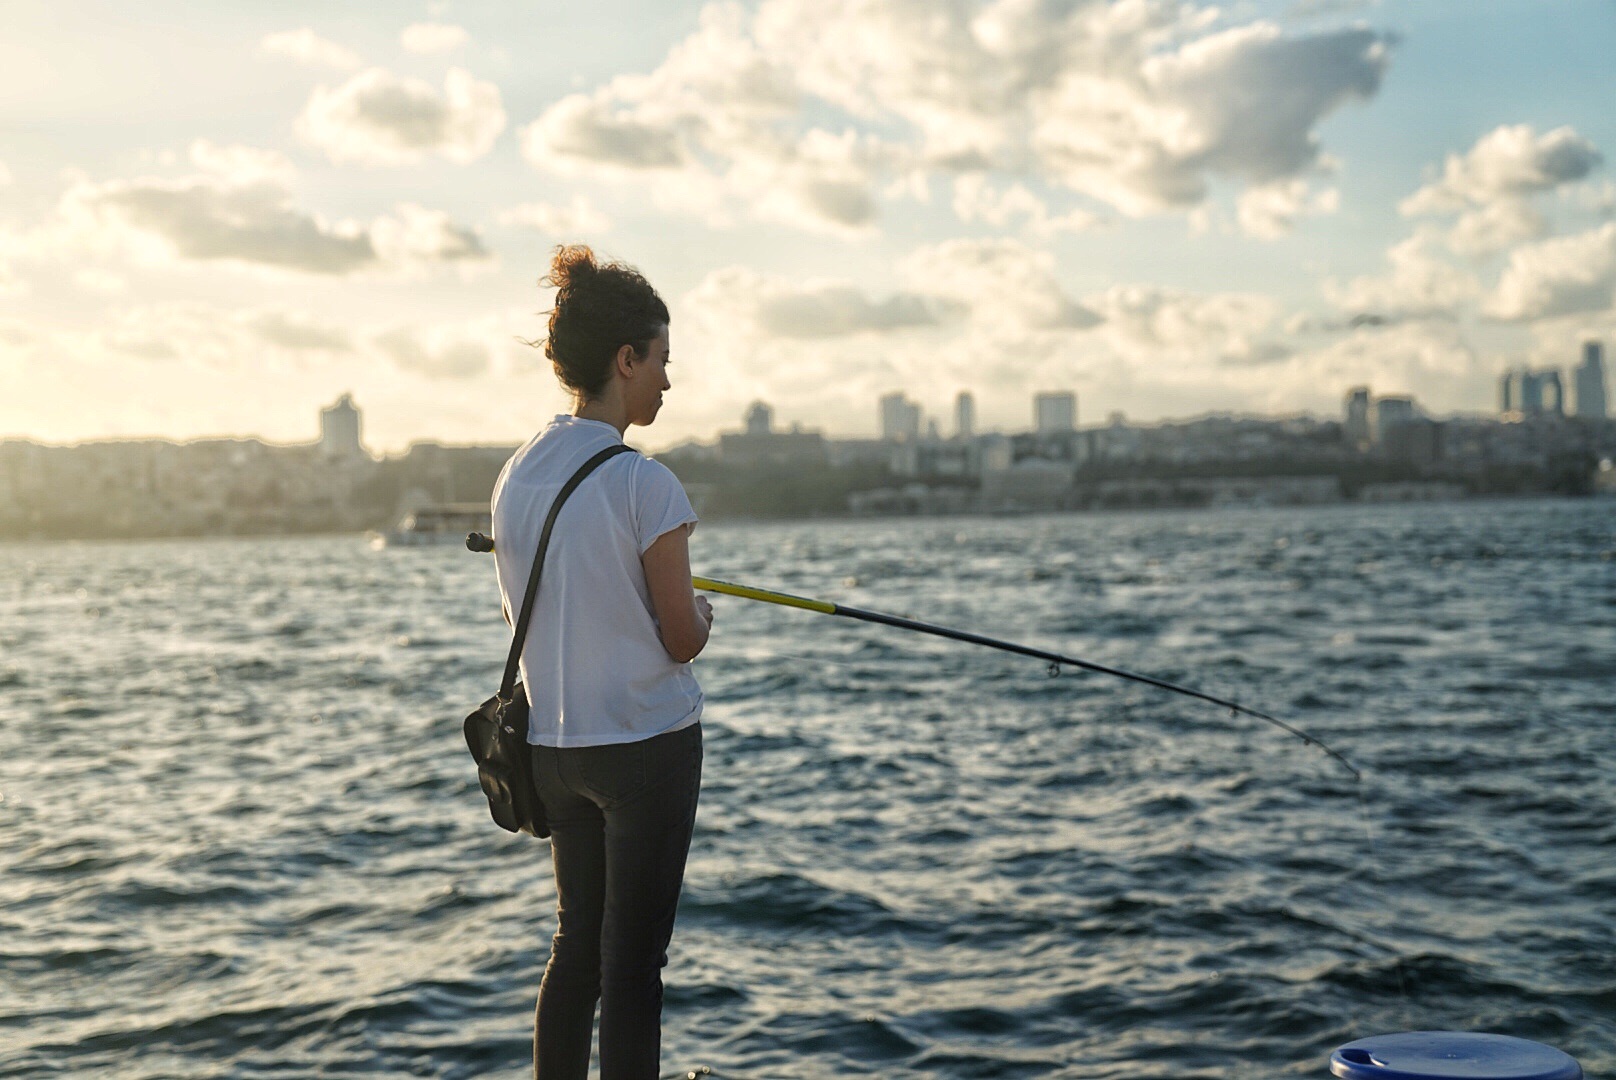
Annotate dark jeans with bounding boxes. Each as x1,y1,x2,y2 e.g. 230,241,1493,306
528,722,702,1080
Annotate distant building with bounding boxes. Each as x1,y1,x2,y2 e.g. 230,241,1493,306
955,391,975,439
879,392,921,442
1372,395,1416,442
1499,369,1519,413
1575,341,1607,419
720,403,826,467
320,393,365,458
744,401,774,435
1500,367,1566,416
1344,386,1371,447
1034,391,1076,433
1381,417,1443,465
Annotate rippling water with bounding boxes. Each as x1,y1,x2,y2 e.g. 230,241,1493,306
3,499,1614,1078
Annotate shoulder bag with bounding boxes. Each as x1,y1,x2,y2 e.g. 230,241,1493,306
463,443,634,836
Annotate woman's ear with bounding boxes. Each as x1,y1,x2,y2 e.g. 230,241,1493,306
615,342,638,379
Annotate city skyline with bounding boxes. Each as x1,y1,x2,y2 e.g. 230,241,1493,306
6,330,1607,457
4,2,1616,453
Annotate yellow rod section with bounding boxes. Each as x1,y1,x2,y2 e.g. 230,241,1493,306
692,575,837,615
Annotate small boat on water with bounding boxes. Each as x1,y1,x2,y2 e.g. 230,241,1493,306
371,503,491,548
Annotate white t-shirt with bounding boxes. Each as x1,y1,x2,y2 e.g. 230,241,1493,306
490,414,703,747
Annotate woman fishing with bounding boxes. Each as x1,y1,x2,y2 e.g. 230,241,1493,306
491,244,712,1079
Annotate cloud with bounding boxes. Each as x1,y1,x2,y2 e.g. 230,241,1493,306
0,160,12,185
246,310,353,352
951,175,1103,237
74,268,128,294
61,174,378,275
524,93,688,171
1402,125,1602,215
1400,125,1603,257
1325,230,1481,320
0,263,27,300
497,196,613,234
687,266,957,339
1034,20,1387,215
51,151,488,276
899,238,1101,331
1484,222,1616,321
400,22,470,54
1236,178,1340,239
521,2,1385,233
368,203,489,264
376,326,493,379
297,67,505,165
261,28,363,71
188,139,299,187
1084,284,1291,366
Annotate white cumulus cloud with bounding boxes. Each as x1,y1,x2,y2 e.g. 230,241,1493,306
1236,179,1340,239
298,67,505,166
261,28,364,71
400,22,471,54
1484,222,1616,321
1402,125,1602,215
498,197,614,235
376,326,493,379
519,0,1388,234
687,266,959,339
48,156,488,277
1325,230,1481,320
1401,125,1603,258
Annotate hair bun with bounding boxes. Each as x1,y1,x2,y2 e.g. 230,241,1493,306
545,244,598,292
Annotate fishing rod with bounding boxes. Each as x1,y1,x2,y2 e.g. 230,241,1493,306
466,533,1360,780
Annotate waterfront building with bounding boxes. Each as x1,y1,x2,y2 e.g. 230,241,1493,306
1575,341,1607,419
720,402,827,467
879,392,921,442
955,391,975,440
1034,391,1077,433
320,393,365,458
1518,370,1565,415
1371,395,1416,442
744,401,774,435
1344,387,1371,448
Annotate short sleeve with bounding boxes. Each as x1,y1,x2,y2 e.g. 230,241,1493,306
630,456,699,555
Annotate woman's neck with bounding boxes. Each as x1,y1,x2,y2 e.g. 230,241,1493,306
573,396,629,435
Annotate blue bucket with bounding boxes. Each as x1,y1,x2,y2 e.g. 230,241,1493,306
1331,1032,1582,1080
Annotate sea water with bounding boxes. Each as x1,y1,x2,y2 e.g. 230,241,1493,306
2,498,1613,1078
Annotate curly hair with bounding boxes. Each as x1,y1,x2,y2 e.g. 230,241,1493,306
534,245,670,400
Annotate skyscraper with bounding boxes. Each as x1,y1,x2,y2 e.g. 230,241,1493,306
744,401,774,435
955,391,975,439
1034,391,1076,433
1344,386,1371,446
1372,395,1416,442
879,392,921,442
1499,369,1519,414
319,393,364,457
1575,341,1608,419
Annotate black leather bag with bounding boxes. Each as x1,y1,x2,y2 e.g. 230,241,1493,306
463,443,634,837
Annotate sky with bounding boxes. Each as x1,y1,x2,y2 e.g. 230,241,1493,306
2,0,1614,453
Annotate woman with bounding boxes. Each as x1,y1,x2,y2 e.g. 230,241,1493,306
490,245,713,1079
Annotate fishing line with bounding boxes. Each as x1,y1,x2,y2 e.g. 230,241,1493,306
467,532,1407,1023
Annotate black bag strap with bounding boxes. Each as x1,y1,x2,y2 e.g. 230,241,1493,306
499,443,635,700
